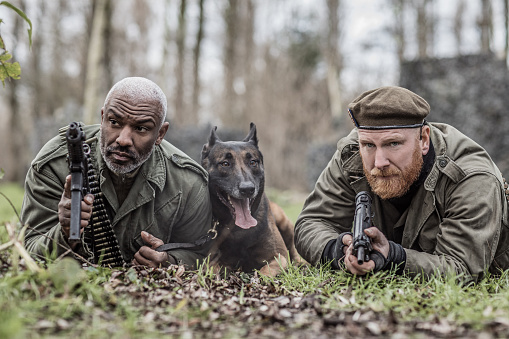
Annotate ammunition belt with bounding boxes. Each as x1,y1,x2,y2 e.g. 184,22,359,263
84,146,125,267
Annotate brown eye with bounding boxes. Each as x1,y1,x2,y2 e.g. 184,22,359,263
220,161,230,167
250,160,258,167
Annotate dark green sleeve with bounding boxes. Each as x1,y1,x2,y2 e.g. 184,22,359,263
21,158,72,260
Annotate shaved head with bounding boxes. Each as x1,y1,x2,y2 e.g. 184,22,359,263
104,77,167,127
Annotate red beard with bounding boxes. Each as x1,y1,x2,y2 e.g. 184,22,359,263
363,144,423,200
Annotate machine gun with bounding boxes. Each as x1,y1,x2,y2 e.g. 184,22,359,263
65,122,90,243
352,191,373,265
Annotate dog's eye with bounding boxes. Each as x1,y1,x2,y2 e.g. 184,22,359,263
250,160,259,167
220,161,230,167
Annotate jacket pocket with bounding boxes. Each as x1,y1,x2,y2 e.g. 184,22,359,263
417,213,440,253
132,192,182,248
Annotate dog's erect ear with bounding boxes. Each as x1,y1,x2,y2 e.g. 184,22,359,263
209,126,221,145
201,126,221,160
243,122,258,147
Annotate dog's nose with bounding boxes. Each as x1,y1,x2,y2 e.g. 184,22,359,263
239,182,255,196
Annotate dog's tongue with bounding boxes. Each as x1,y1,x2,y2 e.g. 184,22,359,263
231,197,257,229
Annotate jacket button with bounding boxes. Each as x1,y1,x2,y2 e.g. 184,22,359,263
439,159,447,168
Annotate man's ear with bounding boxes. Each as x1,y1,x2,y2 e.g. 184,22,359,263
100,108,105,123
155,122,169,145
421,125,431,155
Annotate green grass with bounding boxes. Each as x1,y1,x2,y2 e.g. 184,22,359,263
3,184,509,337
0,182,24,223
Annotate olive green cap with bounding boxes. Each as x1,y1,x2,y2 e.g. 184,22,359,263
347,86,430,130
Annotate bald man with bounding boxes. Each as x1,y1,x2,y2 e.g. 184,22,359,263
21,77,213,269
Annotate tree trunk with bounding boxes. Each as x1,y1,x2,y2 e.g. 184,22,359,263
454,0,466,55
222,0,239,126
83,0,110,125
159,0,172,96
191,0,205,125
7,1,25,183
479,0,492,53
416,0,432,58
325,0,342,123
174,0,187,126
391,0,406,64
504,0,509,64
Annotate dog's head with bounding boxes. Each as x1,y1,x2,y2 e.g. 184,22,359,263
201,122,265,229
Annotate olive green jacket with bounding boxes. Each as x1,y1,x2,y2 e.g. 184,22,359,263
21,124,213,267
295,123,509,282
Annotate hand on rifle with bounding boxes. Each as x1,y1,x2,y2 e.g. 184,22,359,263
132,231,177,268
58,175,94,247
344,227,390,275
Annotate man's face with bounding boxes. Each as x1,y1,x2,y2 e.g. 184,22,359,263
358,126,430,200
99,93,168,175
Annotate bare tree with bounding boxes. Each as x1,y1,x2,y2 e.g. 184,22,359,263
159,0,172,97
390,0,406,64
83,0,111,125
325,0,342,123
478,0,493,53
454,0,466,55
504,0,509,62
174,0,188,126
241,0,255,123
222,0,240,126
6,1,24,182
191,0,205,124
415,0,434,58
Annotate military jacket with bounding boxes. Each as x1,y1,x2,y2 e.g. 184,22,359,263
295,123,509,282
21,124,213,267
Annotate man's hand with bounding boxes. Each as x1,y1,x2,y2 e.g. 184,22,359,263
132,231,176,268
344,226,390,275
364,227,390,257
58,175,94,245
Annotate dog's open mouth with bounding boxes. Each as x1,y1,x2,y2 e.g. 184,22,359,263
218,192,257,229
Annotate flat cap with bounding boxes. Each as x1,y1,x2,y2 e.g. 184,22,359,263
347,86,430,129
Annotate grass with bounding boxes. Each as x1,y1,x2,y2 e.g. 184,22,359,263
2,183,509,337
0,182,24,223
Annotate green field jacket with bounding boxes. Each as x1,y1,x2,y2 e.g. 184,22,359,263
295,123,509,282
21,124,213,267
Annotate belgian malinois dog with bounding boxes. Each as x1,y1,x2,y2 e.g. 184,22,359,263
201,123,302,277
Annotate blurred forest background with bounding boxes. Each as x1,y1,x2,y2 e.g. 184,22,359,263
1,0,509,192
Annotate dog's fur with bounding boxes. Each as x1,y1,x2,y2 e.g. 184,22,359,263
201,123,302,277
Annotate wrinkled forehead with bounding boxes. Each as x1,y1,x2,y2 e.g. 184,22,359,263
105,91,164,123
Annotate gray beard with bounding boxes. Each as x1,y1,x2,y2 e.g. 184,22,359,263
99,138,154,175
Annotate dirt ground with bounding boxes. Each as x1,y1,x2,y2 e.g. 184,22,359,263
104,266,509,339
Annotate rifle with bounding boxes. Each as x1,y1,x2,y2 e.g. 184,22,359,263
65,122,90,243
352,191,373,265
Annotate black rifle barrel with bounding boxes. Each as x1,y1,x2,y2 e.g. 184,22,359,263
352,191,373,265
66,122,88,242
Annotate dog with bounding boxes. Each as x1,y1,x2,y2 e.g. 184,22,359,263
201,123,302,277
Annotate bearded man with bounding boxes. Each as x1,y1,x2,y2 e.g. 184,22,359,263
294,86,509,283
21,77,212,268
